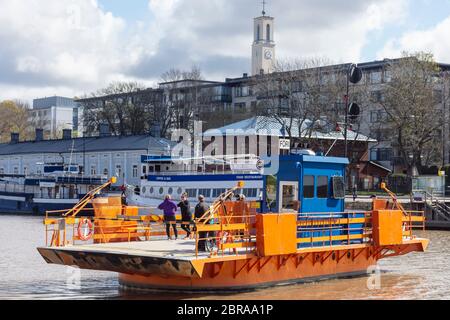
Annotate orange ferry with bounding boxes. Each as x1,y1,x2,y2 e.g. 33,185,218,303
37,155,428,292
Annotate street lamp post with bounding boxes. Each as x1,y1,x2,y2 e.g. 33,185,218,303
344,64,363,159
442,71,449,168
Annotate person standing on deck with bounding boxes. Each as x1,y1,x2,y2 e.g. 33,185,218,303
158,195,178,240
195,195,210,252
178,193,193,239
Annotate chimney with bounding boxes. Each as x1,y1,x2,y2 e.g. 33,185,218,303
99,123,111,137
35,129,44,142
62,129,72,140
150,124,161,138
10,133,19,144
243,73,248,78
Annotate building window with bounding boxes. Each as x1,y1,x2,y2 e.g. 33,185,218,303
266,24,271,41
384,70,392,83
370,71,382,84
103,168,109,176
303,176,315,199
132,165,138,178
371,91,383,103
257,25,260,40
0,168,4,175
13,167,19,175
90,167,96,175
371,148,393,162
234,102,247,113
115,165,122,178
23,167,28,176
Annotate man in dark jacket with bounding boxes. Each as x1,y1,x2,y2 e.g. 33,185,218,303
195,195,210,252
178,194,192,239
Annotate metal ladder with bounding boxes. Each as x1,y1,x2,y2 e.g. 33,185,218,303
424,192,450,221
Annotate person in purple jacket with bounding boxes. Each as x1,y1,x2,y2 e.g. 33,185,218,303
158,195,178,240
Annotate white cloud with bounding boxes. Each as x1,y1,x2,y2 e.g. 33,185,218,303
0,0,408,102
378,15,450,62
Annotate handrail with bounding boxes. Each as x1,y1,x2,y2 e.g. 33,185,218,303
381,182,408,216
63,177,117,218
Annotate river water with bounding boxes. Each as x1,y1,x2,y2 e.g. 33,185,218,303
0,214,449,300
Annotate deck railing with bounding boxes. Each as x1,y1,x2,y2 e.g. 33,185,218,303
43,204,425,259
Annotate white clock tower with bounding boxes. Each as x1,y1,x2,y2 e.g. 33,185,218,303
251,5,276,76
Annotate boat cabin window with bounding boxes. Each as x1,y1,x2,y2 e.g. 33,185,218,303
280,182,299,213
303,176,315,199
149,166,154,173
332,176,346,199
213,188,227,198
185,189,197,198
198,188,211,198
155,165,161,173
243,188,258,198
317,176,329,199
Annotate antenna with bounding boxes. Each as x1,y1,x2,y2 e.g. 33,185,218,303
262,0,267,16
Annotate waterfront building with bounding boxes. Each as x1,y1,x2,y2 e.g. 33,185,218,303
30,96,81,139
0,129,173,187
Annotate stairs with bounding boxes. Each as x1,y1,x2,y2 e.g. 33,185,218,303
424,193,450,222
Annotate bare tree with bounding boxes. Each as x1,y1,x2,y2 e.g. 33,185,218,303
253,58,351,147
80,82,167,137
379,52,444,175
159,65,205,133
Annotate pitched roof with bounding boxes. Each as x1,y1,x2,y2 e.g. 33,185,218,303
204,116,377,142
0,135,175,156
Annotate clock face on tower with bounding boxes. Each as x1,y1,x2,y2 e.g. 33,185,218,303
264,49,273,60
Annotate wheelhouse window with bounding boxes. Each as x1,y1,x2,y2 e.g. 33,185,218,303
317,176,329,199
303,176,315,199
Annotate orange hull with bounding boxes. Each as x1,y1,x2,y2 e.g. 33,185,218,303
118,242,427,292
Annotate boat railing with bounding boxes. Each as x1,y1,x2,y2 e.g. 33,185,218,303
144,170,262,177
43,205,425,259
0,182,26,194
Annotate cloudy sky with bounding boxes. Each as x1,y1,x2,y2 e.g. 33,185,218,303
1,0,450,102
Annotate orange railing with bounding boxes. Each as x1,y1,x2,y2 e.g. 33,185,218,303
44,201,425,258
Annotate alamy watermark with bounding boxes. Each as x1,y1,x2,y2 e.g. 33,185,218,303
66,266,81,290
367,264,382,291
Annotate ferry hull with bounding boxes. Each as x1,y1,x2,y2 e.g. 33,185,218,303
38,240,428,292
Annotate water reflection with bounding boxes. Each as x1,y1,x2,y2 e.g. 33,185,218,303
0,215,448,300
